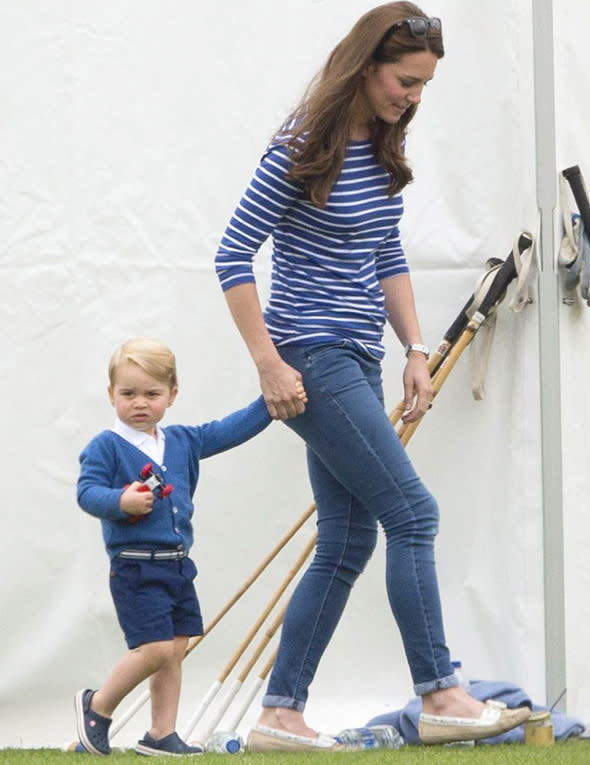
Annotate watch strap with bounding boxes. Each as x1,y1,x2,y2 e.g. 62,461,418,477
404,343,430,359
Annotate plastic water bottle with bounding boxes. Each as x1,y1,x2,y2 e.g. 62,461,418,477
336,725,403,749
63,741,86,752
451,659,469,690
205,731,244,754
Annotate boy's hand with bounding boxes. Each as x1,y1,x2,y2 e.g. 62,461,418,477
120,481,155,517
295,379,308,404
259,359,307,420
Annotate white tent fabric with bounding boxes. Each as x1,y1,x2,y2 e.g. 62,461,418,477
1,0,589,749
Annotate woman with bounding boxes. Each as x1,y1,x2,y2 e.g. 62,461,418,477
215,1,530,751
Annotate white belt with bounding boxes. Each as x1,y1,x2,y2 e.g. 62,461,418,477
118,548,188,561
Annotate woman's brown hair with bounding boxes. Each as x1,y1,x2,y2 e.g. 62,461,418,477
276,1,444,207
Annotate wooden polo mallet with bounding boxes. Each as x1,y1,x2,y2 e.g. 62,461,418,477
180,534,317,744
223,646,279,735
186,601,290,745
393,232,534,443
387,264,500,429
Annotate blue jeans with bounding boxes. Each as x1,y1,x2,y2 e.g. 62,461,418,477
263,341,457,711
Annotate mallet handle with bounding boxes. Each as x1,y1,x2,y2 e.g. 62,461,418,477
562,165,590,238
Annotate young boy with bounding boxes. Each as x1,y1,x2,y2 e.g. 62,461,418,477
75,337,305,756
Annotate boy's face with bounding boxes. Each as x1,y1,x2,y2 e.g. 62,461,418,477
108,361,177,436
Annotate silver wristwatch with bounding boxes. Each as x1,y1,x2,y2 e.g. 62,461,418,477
404,343,430,359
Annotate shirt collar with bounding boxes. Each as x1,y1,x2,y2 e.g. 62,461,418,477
112,417,166,462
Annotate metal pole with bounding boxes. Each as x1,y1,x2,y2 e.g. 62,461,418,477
532,0,567,711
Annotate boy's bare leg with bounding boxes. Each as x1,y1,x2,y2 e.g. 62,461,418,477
147,636,188,740
90,640,178,719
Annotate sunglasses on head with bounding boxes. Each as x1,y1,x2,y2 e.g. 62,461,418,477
389,16,442,39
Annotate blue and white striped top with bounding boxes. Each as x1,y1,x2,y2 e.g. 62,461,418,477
215,138,409,359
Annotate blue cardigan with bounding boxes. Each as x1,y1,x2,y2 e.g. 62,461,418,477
78,396,271,560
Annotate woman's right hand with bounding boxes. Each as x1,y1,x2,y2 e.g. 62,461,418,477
258,358,307,420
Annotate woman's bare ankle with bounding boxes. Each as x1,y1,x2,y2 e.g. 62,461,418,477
257,707,317,737
421,687,485,718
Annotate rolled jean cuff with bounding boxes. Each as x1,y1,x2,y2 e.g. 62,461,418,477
262,694,305,712
414,673,459,696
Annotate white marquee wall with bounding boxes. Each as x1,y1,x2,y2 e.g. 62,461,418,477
553,0,590,726
0,0,588,749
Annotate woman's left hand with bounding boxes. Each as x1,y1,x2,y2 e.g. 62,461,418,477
401,354,433,423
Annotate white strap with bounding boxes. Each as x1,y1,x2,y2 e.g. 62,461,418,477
465,260,503,320
558,171,590,304
470,232,536,400
509,229,536,313
465,261,503,401
560,217,583,291
469,312,497,401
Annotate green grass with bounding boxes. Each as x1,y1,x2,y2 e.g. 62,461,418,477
0,741,589,764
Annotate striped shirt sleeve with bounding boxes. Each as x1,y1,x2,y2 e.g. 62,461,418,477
215,144,301,291
375,224,406,281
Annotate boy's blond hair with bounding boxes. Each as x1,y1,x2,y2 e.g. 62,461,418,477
108,338,178,389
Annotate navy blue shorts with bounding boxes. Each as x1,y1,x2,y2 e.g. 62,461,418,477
109,556,203,649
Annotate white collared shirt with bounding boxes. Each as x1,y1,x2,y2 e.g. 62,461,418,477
112,417,166,465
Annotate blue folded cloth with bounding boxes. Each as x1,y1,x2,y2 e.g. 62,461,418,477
366,679,586,745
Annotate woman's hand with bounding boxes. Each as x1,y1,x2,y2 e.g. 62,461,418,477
258,358,308,420
401,353,433,424
220,283,308,419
